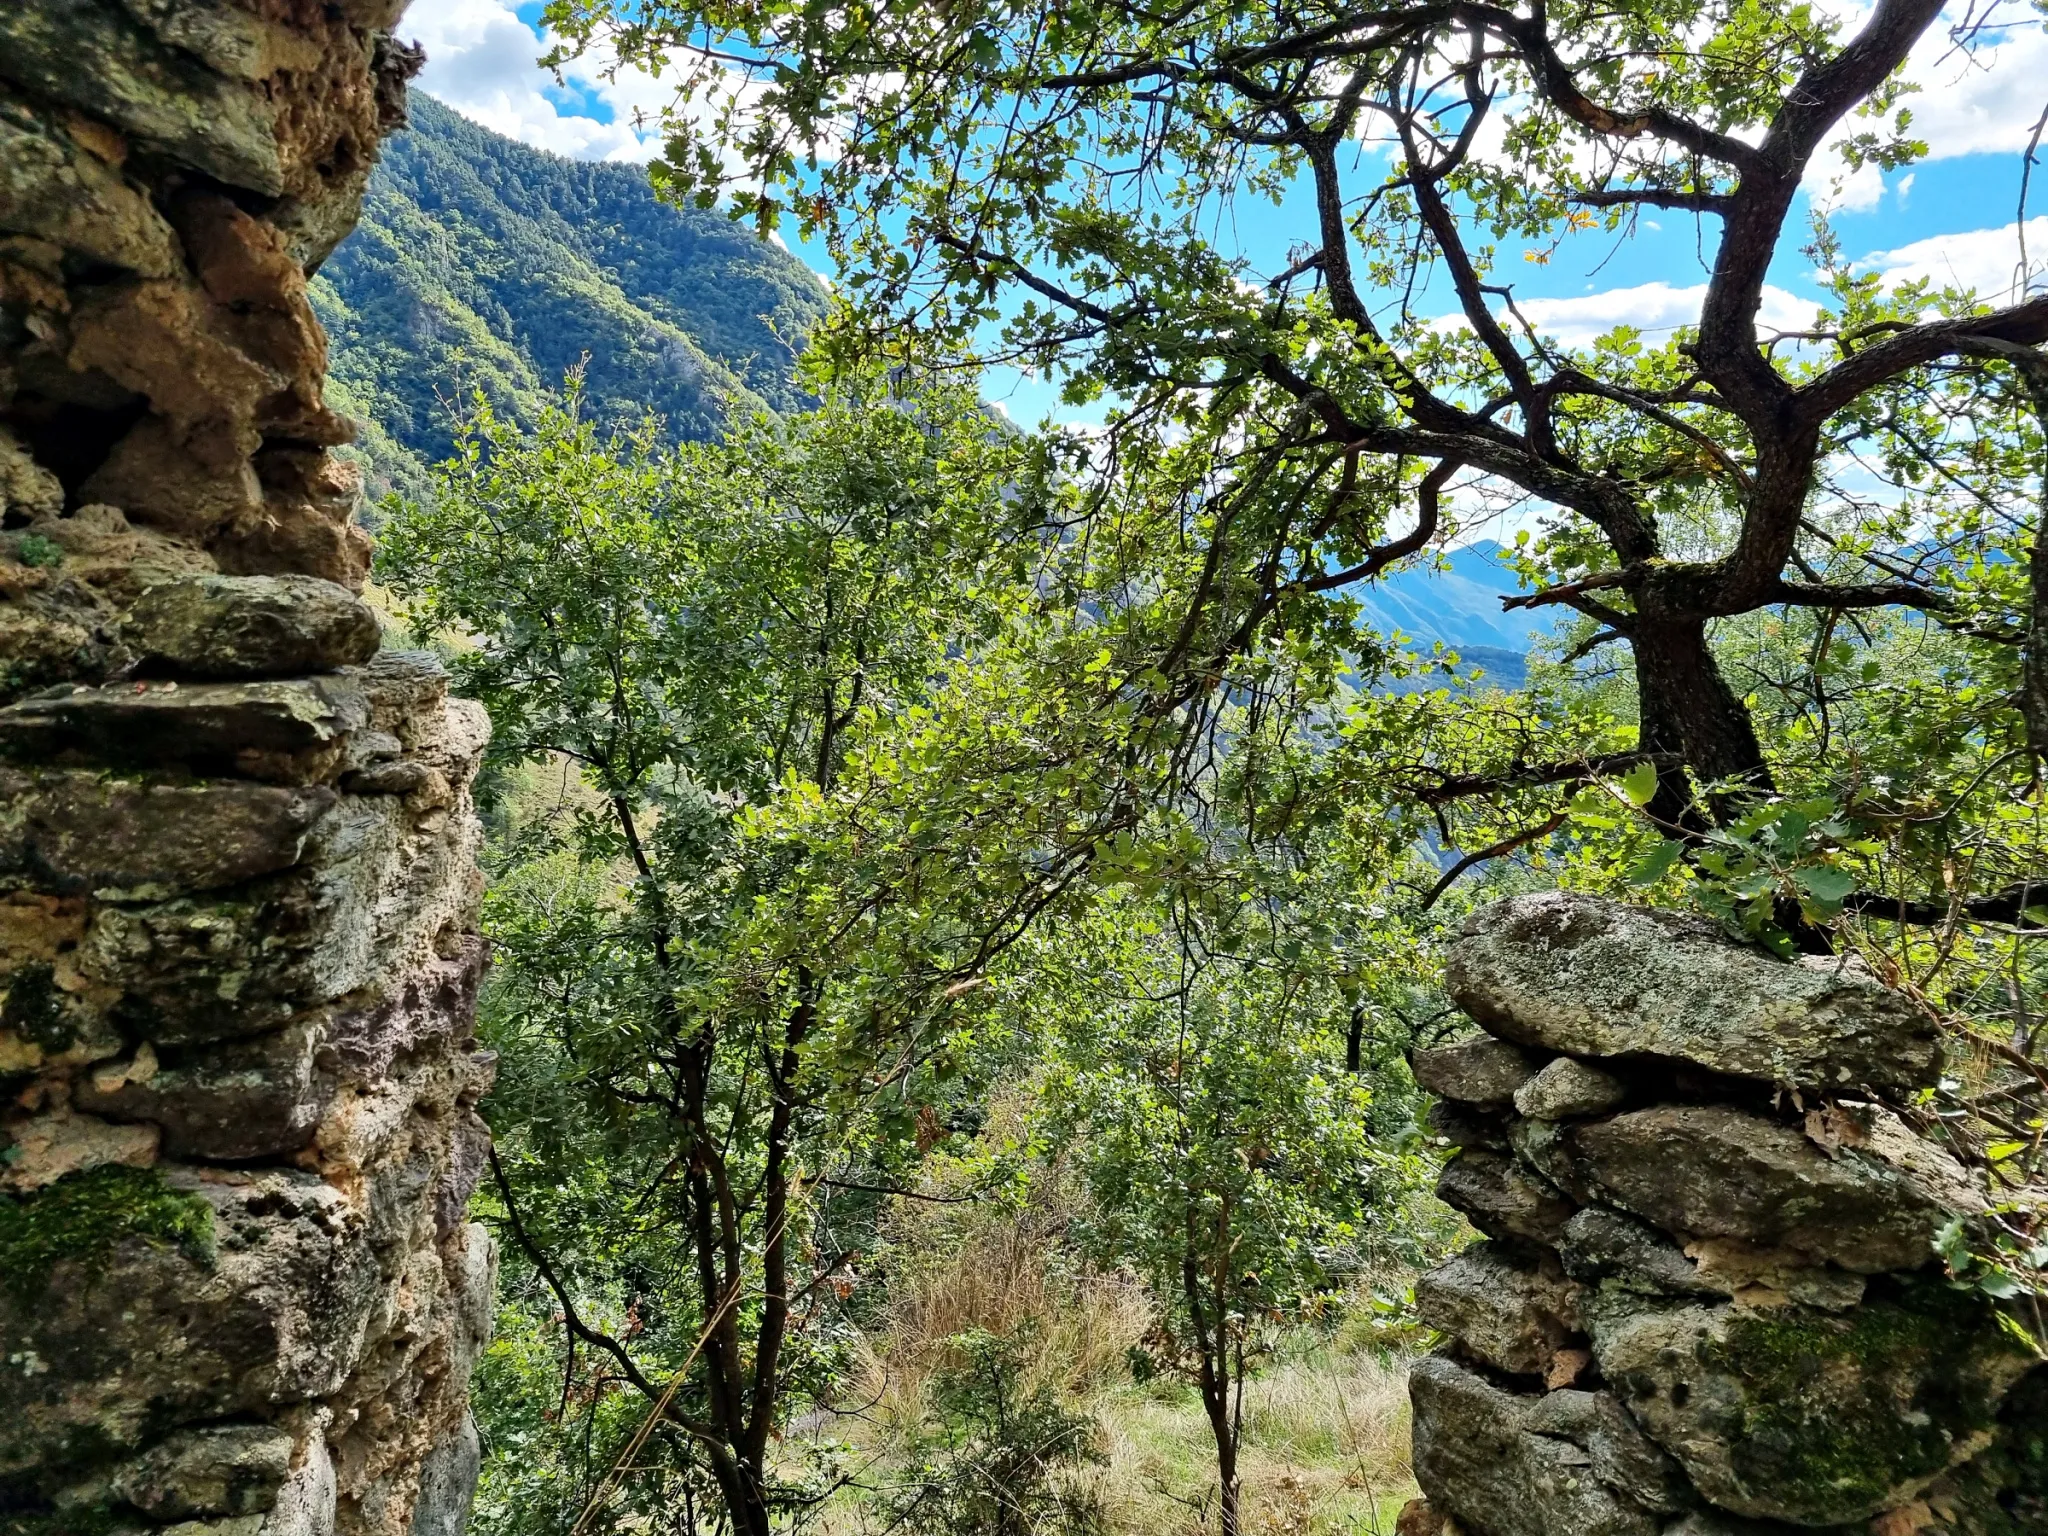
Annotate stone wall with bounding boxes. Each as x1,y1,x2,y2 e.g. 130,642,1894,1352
0,5,496,1535
1402,893,2046,1536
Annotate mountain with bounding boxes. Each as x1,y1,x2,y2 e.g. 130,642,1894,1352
314,100,1542,680
1351,541,1557,687
312,93,830,497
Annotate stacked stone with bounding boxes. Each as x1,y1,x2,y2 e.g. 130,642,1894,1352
0,5,496,1535
0,578,495,1536
1401,893,2047,1536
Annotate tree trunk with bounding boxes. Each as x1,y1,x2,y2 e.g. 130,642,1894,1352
1629,614,1775,823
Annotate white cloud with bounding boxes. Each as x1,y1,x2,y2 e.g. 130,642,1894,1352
401,0,670,161
1442,281,1814,349
1901,15,2048,162
1857,217,2048,301
1808,11,2048,207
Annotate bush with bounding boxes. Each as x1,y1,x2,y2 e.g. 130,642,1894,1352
880,1327,1106,1536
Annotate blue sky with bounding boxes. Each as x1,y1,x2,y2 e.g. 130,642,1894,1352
399,0,2044,431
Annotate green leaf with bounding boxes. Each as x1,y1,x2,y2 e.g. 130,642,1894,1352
1794,865,1857,903
1626,839,1685,886
1617,761,1660,807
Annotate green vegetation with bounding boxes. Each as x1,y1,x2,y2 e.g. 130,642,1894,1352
315,94,827,499
356,0,2048,1529
0,1165,214,1301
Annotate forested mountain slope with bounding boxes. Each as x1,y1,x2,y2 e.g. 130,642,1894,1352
313,93,828,495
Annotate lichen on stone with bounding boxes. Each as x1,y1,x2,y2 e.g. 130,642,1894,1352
0,1163,213,1300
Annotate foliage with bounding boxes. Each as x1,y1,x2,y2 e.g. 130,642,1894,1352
1027,893,1435,1536
877,1326,1106,1536
382,370,1050,1536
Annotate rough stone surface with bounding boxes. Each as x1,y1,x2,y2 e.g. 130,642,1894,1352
1410,896,2034,1536
1516,1056,1628,1120
1558,1206,1726,1299
1414,1240,1583,1380
0,10,488,1531
1591,1290,2038,1526
1412,1037,1539,1105
1567,1103,1980,1274
1446,891,1942,1093
1410,1354,1663,1536
1435,1149,1577,1244
125,574,382,678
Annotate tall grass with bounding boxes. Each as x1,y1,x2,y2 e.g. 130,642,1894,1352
800,1117,1421,1536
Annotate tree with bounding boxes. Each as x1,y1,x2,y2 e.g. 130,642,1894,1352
547,0,2048,938
1029,896,1415,1536
380,376,1046,1536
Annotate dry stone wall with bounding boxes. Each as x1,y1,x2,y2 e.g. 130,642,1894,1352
0,5,495,1535
1400,893,2046,1536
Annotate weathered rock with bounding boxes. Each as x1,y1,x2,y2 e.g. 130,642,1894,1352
1412,1037,1539,1105
0,1167,381,1475
0,424,65,519
0,2,484,1524
0,767,334,897
1591,1290,2039,1526
105,1424,298,1518
405,1416,479,1536
75,1015,328,1161
125,575,381,679
1516,1056,1629,1120
1416,1241,1584,1378
1658,1515,1855,1536
1446,892,1941,1093
1558,1207,1725,1299
0,677,370,783
1910,1364,2048,1536
1524,1389,1694,1515
1425,1098,1511,1151
1568,1104,1981,1274
1437,1150,1577,1244
1410,1354,1663,1536
1394,1499,1453,1536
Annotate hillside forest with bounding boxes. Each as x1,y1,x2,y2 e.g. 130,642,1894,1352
356,2,2048,1532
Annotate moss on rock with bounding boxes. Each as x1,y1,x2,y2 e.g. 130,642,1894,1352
0,1165,213,1301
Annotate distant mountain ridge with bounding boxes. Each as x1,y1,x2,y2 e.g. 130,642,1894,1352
313,93,829,496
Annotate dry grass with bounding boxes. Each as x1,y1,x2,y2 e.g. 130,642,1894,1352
1076,1344,1416,1536
804,1150,1419,1536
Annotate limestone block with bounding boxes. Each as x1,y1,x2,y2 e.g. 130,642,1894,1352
0,676,370,783
405,1415,479,1536
1516,1056,1629,1120
1446,892,1941,1093
0,767,334,897
1567,1104,1981,1274
1591,1290,2038,1526
1424,1098,1510,1151
1410,1354,1663,1536
1415,1241,1583,1378
0,105,180,277
1411,1037,1539,1105
1523,1389,1694,1515
125,575,381,679
1558,1206,1726,1300
76,1014,327,1160
1436,1149,1577,1245
0,0,304,196
0,1168,382,1477
105,1424,297,1519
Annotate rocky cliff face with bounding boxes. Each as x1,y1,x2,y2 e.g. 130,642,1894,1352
0,5,495,1535
1400,894,2045,1536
